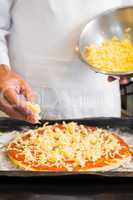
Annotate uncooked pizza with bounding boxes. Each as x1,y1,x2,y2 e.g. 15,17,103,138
7,122,131,171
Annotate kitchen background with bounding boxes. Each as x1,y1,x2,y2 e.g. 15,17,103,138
121,82,133,117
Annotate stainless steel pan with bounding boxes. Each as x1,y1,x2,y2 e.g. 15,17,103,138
78,6,133,79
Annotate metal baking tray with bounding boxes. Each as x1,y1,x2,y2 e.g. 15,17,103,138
0,117,133,178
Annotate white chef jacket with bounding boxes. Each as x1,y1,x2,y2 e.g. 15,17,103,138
0,0,130,119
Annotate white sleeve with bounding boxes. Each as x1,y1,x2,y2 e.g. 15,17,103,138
0,0,13,68
121,0,133,5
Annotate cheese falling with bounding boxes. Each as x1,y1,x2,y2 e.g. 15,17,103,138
7,122,127,171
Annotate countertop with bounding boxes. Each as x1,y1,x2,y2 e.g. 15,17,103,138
0,117,133,199
0,177,133,200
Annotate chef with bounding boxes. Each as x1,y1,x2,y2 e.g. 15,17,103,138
0,0,130,123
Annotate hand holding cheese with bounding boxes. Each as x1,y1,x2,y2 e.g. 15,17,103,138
0,64,38,124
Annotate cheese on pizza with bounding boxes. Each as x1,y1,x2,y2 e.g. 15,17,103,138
7,122,130,171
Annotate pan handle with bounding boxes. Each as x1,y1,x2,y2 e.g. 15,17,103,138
112,75,133,83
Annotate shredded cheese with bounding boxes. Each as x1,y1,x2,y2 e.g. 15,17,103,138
7,122,129,171
84,35,133,73
26,102,41,122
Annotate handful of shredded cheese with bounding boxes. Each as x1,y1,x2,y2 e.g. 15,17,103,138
84,36,133,73
26,102,41,122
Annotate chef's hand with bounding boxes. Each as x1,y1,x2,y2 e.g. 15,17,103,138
108,76,130,85
0,64,36,124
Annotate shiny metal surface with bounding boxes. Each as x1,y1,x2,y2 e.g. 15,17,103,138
78,6,133,76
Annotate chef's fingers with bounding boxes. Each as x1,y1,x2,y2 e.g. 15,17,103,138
0,99,25,120
2,88,37,123
119,77,129,85
2,87,19,106
0,98,37,124
108,76,129,85
20,80,36,102
3,88,31,116
108,76,116,82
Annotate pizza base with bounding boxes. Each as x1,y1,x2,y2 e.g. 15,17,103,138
7,152,131,172
7,122,131,172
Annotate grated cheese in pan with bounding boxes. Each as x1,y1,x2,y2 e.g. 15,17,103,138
84,35,133,73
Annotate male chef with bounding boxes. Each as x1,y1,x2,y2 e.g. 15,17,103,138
0,0,131,123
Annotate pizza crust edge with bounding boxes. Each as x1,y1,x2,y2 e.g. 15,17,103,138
7,152,131,172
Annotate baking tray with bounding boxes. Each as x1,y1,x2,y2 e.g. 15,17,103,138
0,117,133,178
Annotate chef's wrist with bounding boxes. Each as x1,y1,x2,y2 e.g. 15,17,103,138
0,64,11,79
0,64,11,69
